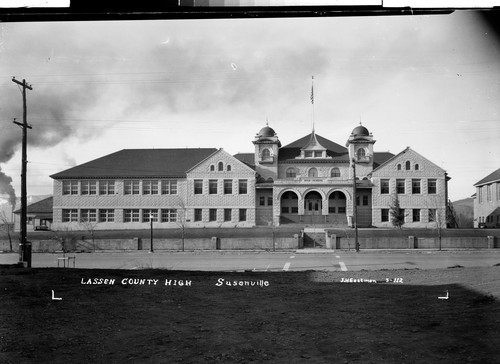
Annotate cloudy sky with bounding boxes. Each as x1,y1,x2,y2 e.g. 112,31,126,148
0,9,499,211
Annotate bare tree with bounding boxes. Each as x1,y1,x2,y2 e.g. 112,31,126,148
0,211,14,252
80,218,100,252
175,198,188,252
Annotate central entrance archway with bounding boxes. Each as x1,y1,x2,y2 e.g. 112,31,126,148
304,191,322,215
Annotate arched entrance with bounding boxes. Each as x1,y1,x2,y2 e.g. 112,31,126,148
304,191,322,216
280,191,299,224
328,191,348,226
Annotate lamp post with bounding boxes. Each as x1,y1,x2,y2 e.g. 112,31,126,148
352,159,360,253
149,212,154,253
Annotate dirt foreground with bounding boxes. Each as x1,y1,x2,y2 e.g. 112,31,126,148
1,266,499,363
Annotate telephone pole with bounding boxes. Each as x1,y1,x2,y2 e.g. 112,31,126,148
12,77,33,267
352,159,360,253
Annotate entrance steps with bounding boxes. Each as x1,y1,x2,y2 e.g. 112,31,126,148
303,228,327,248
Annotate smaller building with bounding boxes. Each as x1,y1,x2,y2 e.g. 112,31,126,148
473,168,500,228
14,197,53,231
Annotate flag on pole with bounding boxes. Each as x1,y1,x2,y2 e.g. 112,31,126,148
310,76,314,104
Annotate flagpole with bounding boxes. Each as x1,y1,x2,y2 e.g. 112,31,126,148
311,75,315,133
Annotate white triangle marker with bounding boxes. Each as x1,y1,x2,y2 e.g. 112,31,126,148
52,290,62,301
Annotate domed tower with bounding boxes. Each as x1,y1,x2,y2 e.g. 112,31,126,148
253,124,281,182
346,123,376,178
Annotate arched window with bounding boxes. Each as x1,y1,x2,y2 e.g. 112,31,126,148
286,168,296,178
397,164,401,171
331,168,340,177
227,165,232,172
210,165,215,171
218,162,224,171
262,149,271,158
414,164,419,171
405,161,411,170
357,148,366,159
308,168,318,178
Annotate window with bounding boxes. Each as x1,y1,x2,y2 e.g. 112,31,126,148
62,209,78,222
415,164,419,171
99,209,115,222
267,196,273,206
194,209,202,222
238,179,248,194
305,151,313,158
412,179,421,194
209,209,217,222
308,168,318,177
314,151,322,158
381,209,389,222
143,180,159,195
363,195,369,206
331,168,340,178
99,180,115,195
227,165,231,171
210,165,215,171
427,179,437,194
161,180,177,195
329,207,336,213
478,186,483,203
380,179,390,194
81,180,97,195
428,209,436,222
262,149,271,158
161,209,177,222
224,209,232,222
338,207,346,214
396,179,405,194
259,196,265,206
487,184,492,201
124,209,140,222
142,209,159,222
124,180,140,195
356,148,366,159
80,209,97,222
209,180,218,194
239,209,247,222
218,162,224,171
224,180,232,194
282,206,289,213
62,181,79,195
497,182,500,201
413,209,421,222
405,161,411,170
194,179,203,194
286,168,296,178
397,164,401,171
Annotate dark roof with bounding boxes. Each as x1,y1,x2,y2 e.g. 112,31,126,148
474,168,500,186
233,153,255,169
14,197,53,214
50,148,218,179
279,133,349,162
373,152,395,168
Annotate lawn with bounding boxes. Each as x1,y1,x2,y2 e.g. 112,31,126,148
1,266,499,363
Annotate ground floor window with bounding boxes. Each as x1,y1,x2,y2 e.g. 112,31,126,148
194,209,202,222
99,209,115,222
81,209,97,222
224,209,232,222
161,209,177,222
62,209,78,222
124,209,140,222
142,209,159,222
239,209,247,222
381,209,389,222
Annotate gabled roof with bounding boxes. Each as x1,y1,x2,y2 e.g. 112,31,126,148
373,152,395,168
474,168,500,186
372,147,445,174
234,153,255,169
14,197,53,214
50,148,218,179
279,133,349,162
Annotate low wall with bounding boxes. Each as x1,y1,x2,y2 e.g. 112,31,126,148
1,234,498,252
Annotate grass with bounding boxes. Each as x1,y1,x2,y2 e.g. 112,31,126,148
1,266,499,363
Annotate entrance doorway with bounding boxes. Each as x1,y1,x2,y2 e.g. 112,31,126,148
304,191,322,215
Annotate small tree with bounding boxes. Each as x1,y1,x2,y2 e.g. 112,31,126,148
175,198,188,252
0,211,14,252
80,218,99,252
389,195,406,230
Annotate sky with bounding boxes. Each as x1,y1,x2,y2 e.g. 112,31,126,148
0,9,499,215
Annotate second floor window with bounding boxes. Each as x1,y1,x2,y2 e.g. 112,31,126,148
238,179,247,194
428,179,437,194
194,180,203,194
286,168,296,178
124,180,140,195
224,180,232,194
396,179,405,194
143,180,159,195
412,179,421,194
62,181,79,195
81,181,97,195
161,180,177,195
331,168,340,177
99,180,115,195
380,179,389,194
209,180,218,194
308,168,318,177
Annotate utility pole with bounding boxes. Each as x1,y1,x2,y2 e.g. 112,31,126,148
352,159,360,253
12,77,33,267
